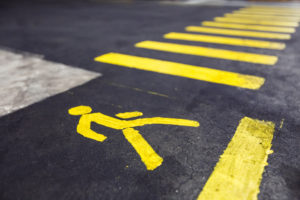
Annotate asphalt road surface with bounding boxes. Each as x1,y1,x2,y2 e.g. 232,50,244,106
0,1,299,200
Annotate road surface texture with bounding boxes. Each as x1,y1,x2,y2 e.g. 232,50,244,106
0,0,299,200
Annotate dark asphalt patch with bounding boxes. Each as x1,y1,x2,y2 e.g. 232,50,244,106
0,2,299,200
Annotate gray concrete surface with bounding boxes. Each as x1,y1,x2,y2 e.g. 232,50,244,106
0,49,100,117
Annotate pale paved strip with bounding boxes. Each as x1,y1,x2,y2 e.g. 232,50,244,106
224,13,300,22
197,117,275,200
185,26,291,40
164,32,285,50
135,41,278,65
0,49,100,117
202,21,295,33
214,17,298,27
95,53,265,90
234,10,300,17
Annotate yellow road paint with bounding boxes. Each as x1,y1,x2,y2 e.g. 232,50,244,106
185,26,291,40
95,53,265,90
164,32,285,50
68,105,199,170
242,8,300,15
202,21,295,33
123,128,163,170
246,8,300,13
248,5,300,10
224,13,300,22
244,7,300,11
135,41,278,65
69,105,92,115
234,10,300,17
147,91,170,98
242,7,300,11
107,81,170,98
280,118,285,129
197,117,275,200
214,17,298,27
246,8,300,14
116,111,143,119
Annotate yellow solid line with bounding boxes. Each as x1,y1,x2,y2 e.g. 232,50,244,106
214,17,298,27
234,10,300,17
197,117,275,200
224,13,300,22
135,41,278,65
163,32,285,50
95,53,265,90
185,26,291,40
202,21,295,33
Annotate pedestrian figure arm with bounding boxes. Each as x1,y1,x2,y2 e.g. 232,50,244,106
128,117,200,128
77,118,107,142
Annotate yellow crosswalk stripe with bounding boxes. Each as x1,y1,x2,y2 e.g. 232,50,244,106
224,13,300,22
135,41,278,65
248,5,300,11
234,10,300,17
202,21,295,33
185,26,291,40
95,53,265,90
242,7,300,11
245,7,300,11
163,32,285,50
247,8,300,12
214,17,298,27
242,8,300,15
197,117,275,200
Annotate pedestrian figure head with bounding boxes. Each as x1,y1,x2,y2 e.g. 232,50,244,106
69,105,92,116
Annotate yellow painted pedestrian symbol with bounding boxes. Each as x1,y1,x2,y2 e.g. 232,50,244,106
68,105,200,170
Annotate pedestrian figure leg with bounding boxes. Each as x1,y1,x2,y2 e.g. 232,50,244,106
122,128,163,170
